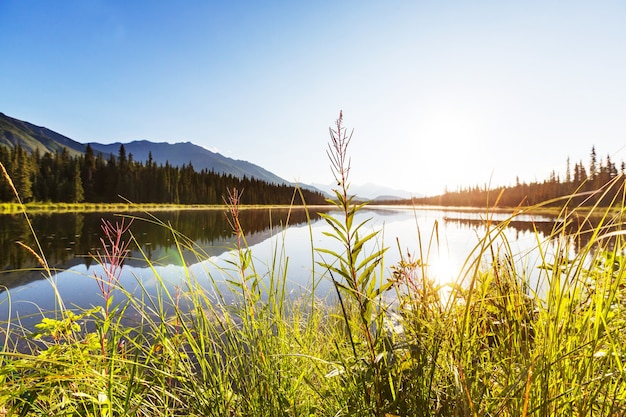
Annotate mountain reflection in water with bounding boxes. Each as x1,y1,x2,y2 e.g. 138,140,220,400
0,208,324,292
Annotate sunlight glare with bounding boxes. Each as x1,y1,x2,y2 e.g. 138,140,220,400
430,254,458,284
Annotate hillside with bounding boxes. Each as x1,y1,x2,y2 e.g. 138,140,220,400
0,112,85,157
0,112,287,185
89,140,286,185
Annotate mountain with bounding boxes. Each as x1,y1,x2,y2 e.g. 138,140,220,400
312,182,422,201
0,112,287,185
88,140,287,185
0,112,85,157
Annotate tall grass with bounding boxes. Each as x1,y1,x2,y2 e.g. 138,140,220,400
1,117,626,415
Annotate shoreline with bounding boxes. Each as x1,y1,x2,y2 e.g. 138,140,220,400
1,200,618,216
0,202,336,214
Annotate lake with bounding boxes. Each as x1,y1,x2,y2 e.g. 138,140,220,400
0,206,566,329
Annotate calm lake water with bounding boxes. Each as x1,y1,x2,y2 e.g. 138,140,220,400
0,206,566,329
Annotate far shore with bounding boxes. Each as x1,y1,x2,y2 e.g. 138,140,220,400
1,201,615,219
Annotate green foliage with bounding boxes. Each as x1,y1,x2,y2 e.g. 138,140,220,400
1,114,626,416
0,143,327,205
315,112,395,416
410,145,626,208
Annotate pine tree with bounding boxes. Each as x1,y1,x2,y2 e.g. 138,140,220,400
66,159,84,203
82,144,97,201
12,146,33,202
0,145,13,200
589,146,597,181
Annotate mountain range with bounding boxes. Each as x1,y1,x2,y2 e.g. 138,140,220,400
311,182,421,200
0,112,417,199
0,112,286,185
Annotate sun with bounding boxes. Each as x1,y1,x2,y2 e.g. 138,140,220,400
430,254,458,283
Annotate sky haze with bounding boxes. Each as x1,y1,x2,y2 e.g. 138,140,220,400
2,1,626,196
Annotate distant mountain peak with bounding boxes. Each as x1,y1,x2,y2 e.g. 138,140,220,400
0,112,289,185
0,112,86,156
311,182,423,200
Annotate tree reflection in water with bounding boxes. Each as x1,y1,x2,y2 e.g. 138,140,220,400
0,208,324,292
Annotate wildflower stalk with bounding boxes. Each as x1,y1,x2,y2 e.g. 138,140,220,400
317,111,391,415
95,218,133,317
93,218,133,357
223,187,267,369
223,187,259,315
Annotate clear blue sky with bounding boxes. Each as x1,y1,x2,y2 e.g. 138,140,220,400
2,1,626,196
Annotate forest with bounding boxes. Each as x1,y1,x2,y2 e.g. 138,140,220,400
0,144,327,205
408,146,626,207
2,143,623,208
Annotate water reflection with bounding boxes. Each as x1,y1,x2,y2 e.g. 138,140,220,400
2,207,588,332
0,208,324,292
443,210,618,252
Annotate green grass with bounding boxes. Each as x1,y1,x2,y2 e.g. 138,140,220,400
1,115,625,415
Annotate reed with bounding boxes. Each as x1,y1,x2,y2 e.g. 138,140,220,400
1,117,625,415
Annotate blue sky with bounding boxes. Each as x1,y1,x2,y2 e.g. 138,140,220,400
2,1,626,196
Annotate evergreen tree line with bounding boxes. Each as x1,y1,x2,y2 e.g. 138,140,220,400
0,144,327,205
409,146,626,207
